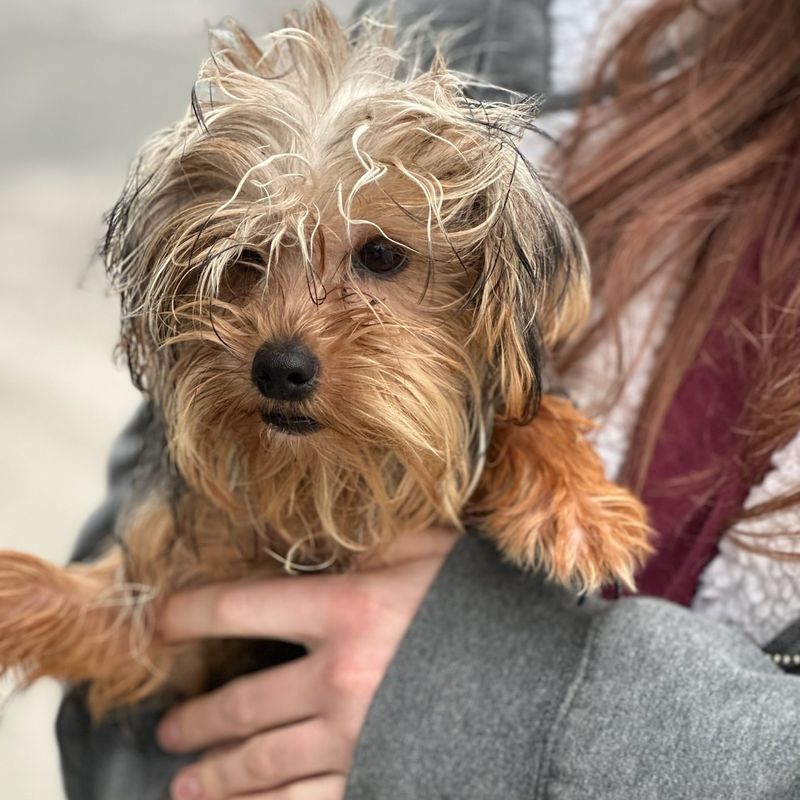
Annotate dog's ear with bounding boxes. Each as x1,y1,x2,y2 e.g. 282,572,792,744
102,103,209,394
105,25,266,391
471,144,590,423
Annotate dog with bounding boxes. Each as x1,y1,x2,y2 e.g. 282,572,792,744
0,3,651,718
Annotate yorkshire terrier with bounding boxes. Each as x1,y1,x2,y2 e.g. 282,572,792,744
0,3,651,718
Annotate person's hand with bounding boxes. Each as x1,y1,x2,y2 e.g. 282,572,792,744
156,527,459,800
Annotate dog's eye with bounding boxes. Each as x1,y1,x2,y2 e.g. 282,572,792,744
239,248,266,268
217,247,265,298
353,237,408,277
235,247,267,281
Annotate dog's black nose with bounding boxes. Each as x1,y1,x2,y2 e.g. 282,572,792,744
251,341,319,401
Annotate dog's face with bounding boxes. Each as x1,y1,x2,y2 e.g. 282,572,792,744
106,5,589,562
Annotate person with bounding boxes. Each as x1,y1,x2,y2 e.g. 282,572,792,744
57,0,800,798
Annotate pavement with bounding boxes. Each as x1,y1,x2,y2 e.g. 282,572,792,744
0,2,357,797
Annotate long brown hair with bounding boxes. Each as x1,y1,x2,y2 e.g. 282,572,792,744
556,0,800,532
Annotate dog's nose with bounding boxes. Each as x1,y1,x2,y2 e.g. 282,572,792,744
251,341,319,401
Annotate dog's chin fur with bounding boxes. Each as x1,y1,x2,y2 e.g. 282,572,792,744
0,2,652,718
165,298,483,564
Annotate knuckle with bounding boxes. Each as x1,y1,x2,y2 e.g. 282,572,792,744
325,580,376,634
242,736,275,782
337,708,365,747
219,686,254,730
212,588,246,629
322,653,380,699
322,655,355,694
284,776,346,800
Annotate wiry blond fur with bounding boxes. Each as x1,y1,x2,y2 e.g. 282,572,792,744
0,3,650,717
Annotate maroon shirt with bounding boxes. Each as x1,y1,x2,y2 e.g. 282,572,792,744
634,241,777,604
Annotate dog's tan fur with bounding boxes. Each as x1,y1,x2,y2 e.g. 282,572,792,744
0,4,651,717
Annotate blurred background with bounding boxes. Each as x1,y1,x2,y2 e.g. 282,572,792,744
0,2,357,797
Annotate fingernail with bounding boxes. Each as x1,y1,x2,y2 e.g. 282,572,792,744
172,773,202,800
157,718,182,750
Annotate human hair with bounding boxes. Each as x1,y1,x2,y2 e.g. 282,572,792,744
556,0,799,535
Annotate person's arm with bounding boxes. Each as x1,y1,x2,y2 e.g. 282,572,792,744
57,526,456,800
348,534,800,800
154,533,800,800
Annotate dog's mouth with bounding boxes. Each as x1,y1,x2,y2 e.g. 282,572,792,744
260,410,322,436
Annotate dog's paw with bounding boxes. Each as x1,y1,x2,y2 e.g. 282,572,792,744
472,396,653,593
0,550,67,682
494,490,653,593
0,548,170,716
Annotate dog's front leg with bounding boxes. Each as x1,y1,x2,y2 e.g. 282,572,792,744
0,501,204,718
471,395,652,593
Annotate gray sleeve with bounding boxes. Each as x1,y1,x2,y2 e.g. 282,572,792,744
345,534,800,800
70,402,154,562
57,691,188,800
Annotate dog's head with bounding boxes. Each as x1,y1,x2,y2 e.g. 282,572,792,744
105,3,589,562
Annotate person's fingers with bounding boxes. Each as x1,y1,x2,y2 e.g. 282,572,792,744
169,720,348,800
228,774,346,800
160,527,460,645
158,656,322,753
159,574,341,645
